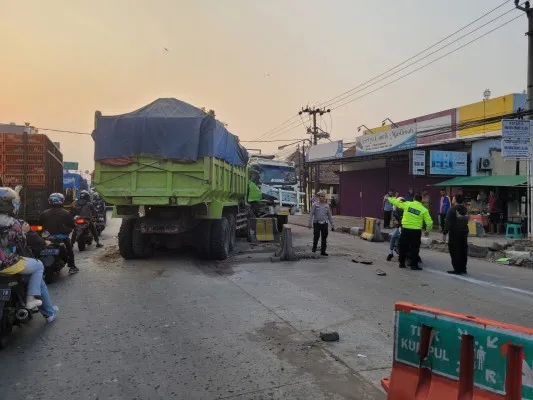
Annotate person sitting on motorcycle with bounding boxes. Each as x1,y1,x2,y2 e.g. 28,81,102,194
39,193,79,274
92,191,107,224
0,187,58,322
70,190,103,248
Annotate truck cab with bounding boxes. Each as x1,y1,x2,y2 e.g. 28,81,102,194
248,155,303,231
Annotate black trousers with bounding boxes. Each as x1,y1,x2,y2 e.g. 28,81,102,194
313,222,329,253
439,213,447,231
62,238,76,268
448,234,468,273
383,210,392,228
399,228,421,268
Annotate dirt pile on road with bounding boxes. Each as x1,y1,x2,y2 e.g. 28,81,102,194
96,245,122,263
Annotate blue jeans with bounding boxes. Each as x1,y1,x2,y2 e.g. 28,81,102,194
20,258,55,317
389,228,401,252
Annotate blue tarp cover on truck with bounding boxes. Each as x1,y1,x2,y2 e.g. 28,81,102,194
63,172,88,195
92,98,249,167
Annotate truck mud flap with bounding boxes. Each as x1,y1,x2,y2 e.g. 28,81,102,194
247,218,280,243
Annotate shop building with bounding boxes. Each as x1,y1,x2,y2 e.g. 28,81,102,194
338,93,527,228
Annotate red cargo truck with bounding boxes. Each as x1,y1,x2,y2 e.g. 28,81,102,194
0,132,63,225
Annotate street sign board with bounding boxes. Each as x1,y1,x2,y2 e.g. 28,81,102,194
411,150,426,176
502,140,530,160
502,119,531,140
395,308,533,397
63,161,78,170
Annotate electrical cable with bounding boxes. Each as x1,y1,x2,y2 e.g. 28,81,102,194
254,0,512,141
330,14,523,112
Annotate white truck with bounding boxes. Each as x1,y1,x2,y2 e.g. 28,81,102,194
248,155,304,232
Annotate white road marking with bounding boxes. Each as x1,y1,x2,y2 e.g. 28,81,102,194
429,270,533,298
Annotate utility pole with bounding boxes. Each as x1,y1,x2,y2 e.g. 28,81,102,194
299,107,330,195
516,0,533,239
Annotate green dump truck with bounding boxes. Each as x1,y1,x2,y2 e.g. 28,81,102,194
93,98,250,260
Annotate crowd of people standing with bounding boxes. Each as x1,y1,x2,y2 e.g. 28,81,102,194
383,187,469,275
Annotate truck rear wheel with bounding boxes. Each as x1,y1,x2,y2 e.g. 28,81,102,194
118,219,136,260
132,220,154,259
210,217,230,260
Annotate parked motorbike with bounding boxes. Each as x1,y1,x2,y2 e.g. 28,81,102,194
74,215,93,251
39,232,68,282
0,274,40,348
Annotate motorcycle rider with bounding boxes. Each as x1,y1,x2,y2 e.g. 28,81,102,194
0,187,58,322
70,190,103,248
92,191,107,226
39,193,79,274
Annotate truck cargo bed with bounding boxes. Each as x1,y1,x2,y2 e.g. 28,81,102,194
95,157,247,207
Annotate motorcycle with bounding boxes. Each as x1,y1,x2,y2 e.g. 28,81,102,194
74,215,93,251
95,203,107,234
0,273,40,349
38,232,68,283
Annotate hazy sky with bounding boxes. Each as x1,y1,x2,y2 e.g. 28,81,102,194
0,0,527,171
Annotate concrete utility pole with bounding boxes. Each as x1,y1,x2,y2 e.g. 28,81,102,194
515,0,533,239
299,107,330,193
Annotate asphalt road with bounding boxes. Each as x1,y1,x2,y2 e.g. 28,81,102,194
0,217,531,400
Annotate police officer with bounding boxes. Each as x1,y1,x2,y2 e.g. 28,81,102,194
388,193,433,270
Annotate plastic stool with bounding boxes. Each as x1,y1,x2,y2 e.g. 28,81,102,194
505,223,522,239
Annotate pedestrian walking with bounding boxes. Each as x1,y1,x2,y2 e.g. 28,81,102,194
443,194,469,275
383,189,394,228
388,194,433,270
439,189,451,240
308,191,335,256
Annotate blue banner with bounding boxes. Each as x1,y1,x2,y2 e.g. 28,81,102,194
429,151,467,175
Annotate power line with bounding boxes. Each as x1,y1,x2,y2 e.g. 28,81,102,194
324,6,520,110
254,0,514,141
37,128,91,135
241,138,308,143
318,0,511,109
330,14,523,112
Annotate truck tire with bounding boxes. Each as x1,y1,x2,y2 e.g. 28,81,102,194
198,219,212,260
132,221,154,259
227,214,236,251
118,219,136,260
210,218,230,260
277,215,288,233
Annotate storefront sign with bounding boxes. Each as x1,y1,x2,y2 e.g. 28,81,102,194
307,140,343,162
355,126,416,156
411,150,426,176
429,151,467,175
501,119,531,140
502,140,530,160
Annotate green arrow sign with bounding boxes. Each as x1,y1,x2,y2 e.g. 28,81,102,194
63,162,78,170
395,310,533,397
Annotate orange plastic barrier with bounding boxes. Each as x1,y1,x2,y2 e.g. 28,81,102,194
382,302,533,399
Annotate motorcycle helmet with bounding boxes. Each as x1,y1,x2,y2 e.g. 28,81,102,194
49,192,65,206
79,190,91,202
92,191,101,201
0,187,21,215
